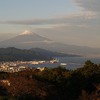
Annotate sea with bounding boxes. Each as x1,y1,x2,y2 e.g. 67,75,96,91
26,57,100,70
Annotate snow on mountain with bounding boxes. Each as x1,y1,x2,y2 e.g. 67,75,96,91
0,30,54,49
20,30,33,35
0,30,100,56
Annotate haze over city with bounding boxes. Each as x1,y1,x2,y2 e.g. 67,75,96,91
0,0,100,48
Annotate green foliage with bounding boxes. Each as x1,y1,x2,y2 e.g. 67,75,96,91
34,67,70,84
77,60,100,78
0,47,51,61
0,72,9,80
0,96,8,100
0,60,100,100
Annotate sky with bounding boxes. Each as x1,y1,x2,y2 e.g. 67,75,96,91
0,0,100,48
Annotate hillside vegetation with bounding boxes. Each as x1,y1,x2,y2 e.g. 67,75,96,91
0,47,52,61
0,60,100,100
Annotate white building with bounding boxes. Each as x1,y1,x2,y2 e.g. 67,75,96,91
37,67,45,71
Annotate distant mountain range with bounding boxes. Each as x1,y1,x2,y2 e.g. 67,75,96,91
0,30,100,57
30,48,80,57
0,47,51,61
0,47,79,62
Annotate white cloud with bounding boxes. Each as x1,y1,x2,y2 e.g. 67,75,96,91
73,0,100,12
1,0,100,29
0,0,100,48
2,11,98,28
0,0,99,28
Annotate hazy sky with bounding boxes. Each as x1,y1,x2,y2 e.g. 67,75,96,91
0,0,100,48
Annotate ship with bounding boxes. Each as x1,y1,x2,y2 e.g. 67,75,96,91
60,63,67,66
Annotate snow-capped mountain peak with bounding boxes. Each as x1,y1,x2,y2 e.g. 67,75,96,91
20,30,33,35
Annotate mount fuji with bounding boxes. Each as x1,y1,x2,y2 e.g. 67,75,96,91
0,30,100,57
0,30,54,49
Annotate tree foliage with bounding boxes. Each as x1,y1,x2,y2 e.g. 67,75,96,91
0,60,100,100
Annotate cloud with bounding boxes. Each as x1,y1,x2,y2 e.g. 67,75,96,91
2,11,98,27
73,0,100,12
0,0,100,48
1,0,100,29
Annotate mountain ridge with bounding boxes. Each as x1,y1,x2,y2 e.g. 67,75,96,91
0,31,100,57
30,48,81,57
0,47,80,61
0,47,51,61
